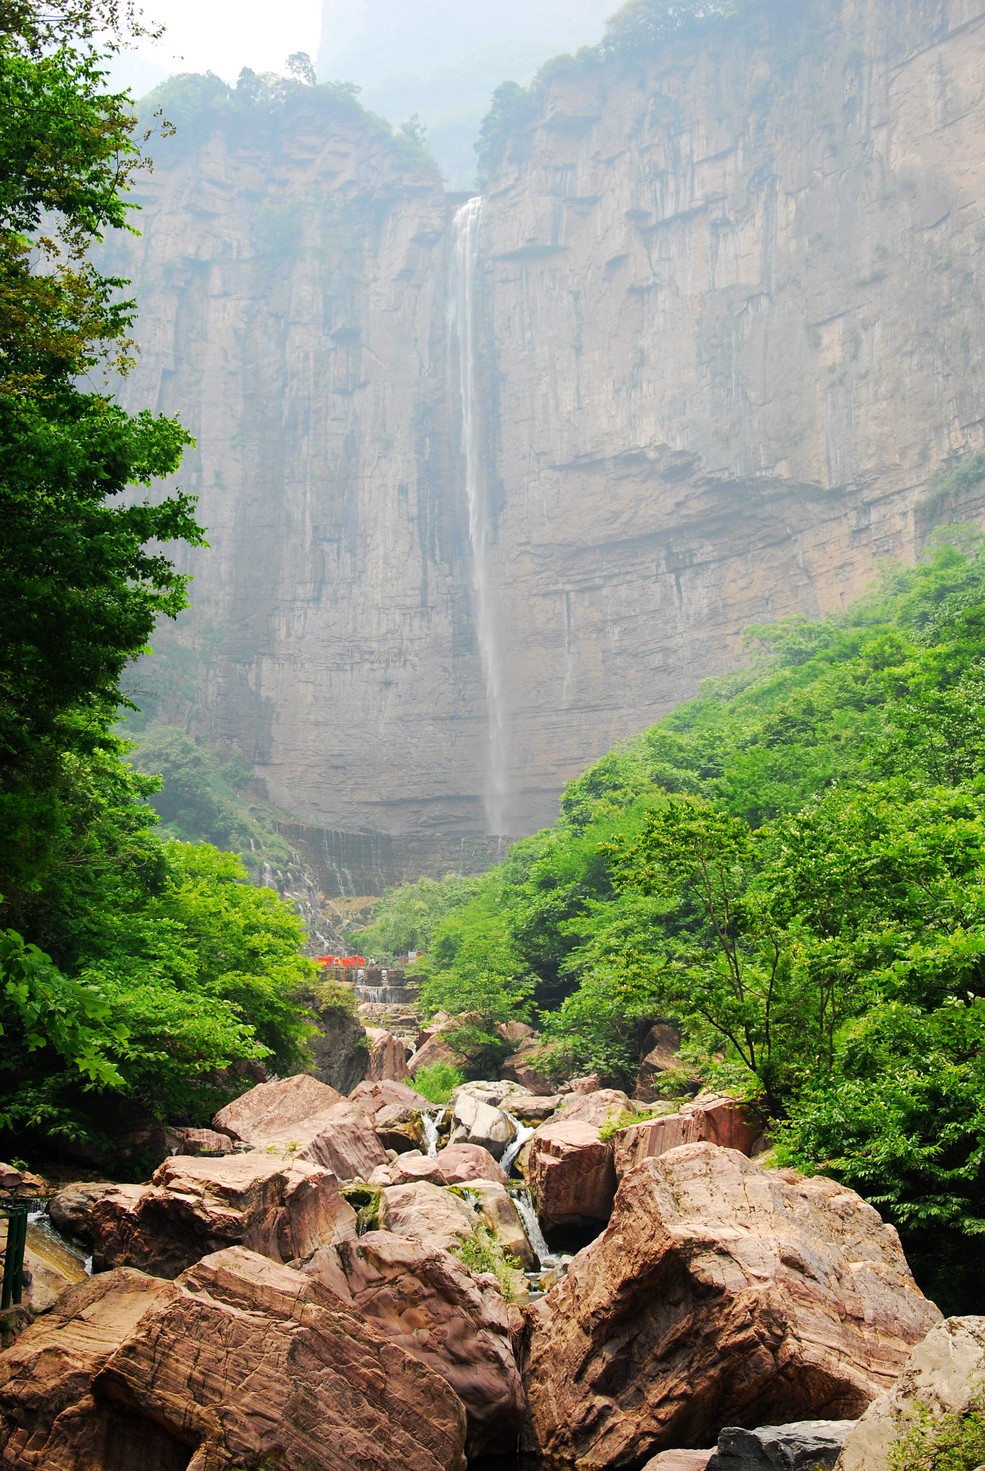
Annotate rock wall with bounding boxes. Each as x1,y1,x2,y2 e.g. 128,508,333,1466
117,0,985,862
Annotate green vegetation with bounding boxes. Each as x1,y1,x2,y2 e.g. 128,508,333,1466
889,1395,985,1471
357,541,985,1310
0,2,317,1160
412,1063,465,1105
451,1220,524,1301
476,0,754,183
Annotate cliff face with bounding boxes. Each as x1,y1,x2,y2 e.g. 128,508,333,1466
119,0,985,854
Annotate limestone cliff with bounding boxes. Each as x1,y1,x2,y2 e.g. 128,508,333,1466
117,0,985,866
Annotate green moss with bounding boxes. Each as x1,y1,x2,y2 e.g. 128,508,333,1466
341,1184,381,1235
450,1222,524,1302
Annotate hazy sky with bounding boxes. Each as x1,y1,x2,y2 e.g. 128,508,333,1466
130,0,322,82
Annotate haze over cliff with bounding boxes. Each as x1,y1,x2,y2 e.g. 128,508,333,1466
115,0,985,886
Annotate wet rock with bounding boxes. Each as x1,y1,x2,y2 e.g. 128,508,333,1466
705,1421,855,1470
378,1180,478,1253
524,1143,941,1469
89,1151,357,1277
838,1316,985,1471
319,1229,524,1457
0,1248,467,1470
527,1120,616,1241
614,1094,761,1179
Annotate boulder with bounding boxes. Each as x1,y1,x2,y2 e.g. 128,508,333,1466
466,1180,537,1271
371,1142,509,1189
527,1120,617,1241
496,1020,537,1048
213,1072,343,1139
408,1031,467,1077
643,1454,714,1471
499,1048,556,1095
171,1126,234,1156
554,1086,635,1127
378,1180,478,1253
498,1088,561,1122
318,1229,525,1457
449,1091,515,1160
706,1421,855,1470
216,1076,387,1181
562,1073,602,1094
350,1078,432,1114
524,1143,941,1469
0,1163,47,1199
48,1181,117,1245
364,1026,411,1082
838,1316,985,1471
614,1094,761,1179
89,1150,357,1277
0,1247,468,1470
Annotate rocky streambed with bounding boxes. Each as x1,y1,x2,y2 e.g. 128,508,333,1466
0,1060,975,1471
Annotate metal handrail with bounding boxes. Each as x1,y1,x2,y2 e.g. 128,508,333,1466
0,1206,28,1310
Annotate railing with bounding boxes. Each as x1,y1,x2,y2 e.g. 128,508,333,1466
1,1206,27,1310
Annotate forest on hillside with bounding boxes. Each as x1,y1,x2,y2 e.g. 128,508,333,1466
355,538,985,1311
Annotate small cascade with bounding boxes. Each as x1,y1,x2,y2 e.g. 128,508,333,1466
26,1201,91,1279
511,1188,565,1272
450,195,509,836
352,966,416,1008
500,1112,534,1177
422,1107,446,1158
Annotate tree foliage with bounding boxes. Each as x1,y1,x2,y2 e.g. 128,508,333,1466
0,1,316,1157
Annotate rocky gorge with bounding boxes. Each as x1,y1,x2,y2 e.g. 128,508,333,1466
0,1024,973,1471
109,0,985,882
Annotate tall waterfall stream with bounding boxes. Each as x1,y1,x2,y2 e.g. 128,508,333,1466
451,196,510,836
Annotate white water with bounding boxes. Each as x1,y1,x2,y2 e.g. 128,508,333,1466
500,1112,534,1176
451,195,509,836
422,1107,446,1158
511,1187,564,1271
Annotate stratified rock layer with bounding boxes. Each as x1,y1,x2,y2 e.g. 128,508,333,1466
0,1247,467,1470
112,0,985,848
524,1143,941,1469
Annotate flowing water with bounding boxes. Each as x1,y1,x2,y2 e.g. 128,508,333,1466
451,195,510,836
500,1113,534,1177
26,1202,91,1279
510,1188,565,1273
422,1107,447,1158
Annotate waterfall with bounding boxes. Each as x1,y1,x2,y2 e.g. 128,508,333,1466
510,1187,564,1271
422,1107,446,1158
500,1112,534,1176
451,195,509,836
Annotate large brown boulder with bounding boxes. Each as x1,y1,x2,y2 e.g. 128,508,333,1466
371,1142,509,1189
215,1075,387,1180
378,1180,478,1253
349,1078,432,1114
525,1143,941,1469
613,1094,761,1179
554,1086,635,1127
213,1072,342,1138
527,1119,617,1241
0,1247,467,1470
89,1151,357,1277
307,1229,524,1457
407,1031,467,1077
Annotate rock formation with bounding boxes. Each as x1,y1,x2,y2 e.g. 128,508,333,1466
106,0,985,869
0,1248,468,1470
524,1142,941,1466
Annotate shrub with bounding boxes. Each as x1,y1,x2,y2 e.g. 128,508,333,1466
412,1063,464,1104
